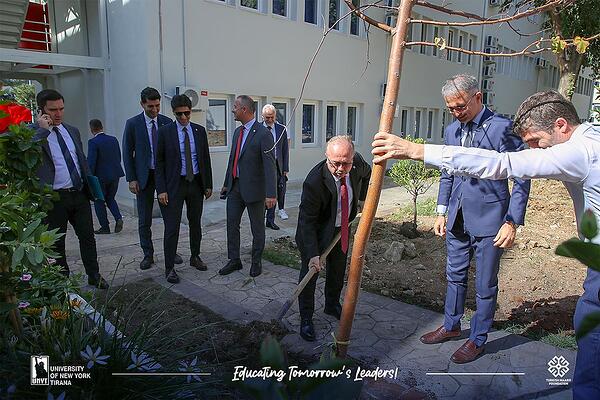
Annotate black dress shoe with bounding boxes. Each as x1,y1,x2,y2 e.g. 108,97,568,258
166,269,180,284
324,303,342,320
266,221,280,230
249,261,262,277
140,256,154,270
94,227,110,234
219,259,242,275
190,256,208,271
174,253,183,264
114,219,123,233
300,318,316,342
88,275,109,289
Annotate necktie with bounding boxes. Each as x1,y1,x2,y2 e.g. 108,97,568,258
53,127,82,190
463,121,474,147
183,127,194,182
340,177,349,254
151,120,158,167
267,125,276,159
232,126,245,178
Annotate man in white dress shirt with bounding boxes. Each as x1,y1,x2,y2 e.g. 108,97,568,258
372,90,600,400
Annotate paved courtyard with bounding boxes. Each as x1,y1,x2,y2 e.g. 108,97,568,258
66,183,576,399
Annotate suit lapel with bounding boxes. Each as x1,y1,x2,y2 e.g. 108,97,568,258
63,124,87,180
239,121,258,158
472,108,494,148
322,164,338,220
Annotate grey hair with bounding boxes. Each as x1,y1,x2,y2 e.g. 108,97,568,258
326,135,355,153
441,74,479,98
262,104,276,115
513,91,580,136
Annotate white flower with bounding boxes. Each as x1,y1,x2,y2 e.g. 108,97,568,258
178,356,203,383
127,352,159,372
80,345,110,369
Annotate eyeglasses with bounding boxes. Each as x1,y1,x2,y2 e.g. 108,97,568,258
327,158,353,169
175,111,191,117
447,94,476,113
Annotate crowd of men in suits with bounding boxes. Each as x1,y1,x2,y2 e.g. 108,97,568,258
33,75,598,398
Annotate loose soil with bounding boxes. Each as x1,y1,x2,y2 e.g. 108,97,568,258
267,179,585,342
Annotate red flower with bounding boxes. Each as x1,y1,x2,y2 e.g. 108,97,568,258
0,103,32,133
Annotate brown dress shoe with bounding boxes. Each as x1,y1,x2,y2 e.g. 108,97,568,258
420,326,461,344
451,340,484,364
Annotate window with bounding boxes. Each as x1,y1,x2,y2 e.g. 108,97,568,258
350,0,360,35
273,102,287,125
253,100,259,121
457,34,463,63
427,110,434,139
241,0,258,10
302,104,315,143
414,110,421,138
326,105,337,141
329,0,340,30
432,27,439,57
347,106,357,139
305,0,317,24
467,37,473,65
206,99,228,147
420,24,428,54
400,109,408,136
447,30,454,61
273,0,286,16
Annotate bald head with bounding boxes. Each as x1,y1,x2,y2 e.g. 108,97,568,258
325,135,354,178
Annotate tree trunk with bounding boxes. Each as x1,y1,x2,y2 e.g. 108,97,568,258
335,0,416,358
550,9,584,101
412,194,418,226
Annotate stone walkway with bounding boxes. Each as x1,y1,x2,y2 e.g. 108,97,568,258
66,182,576,399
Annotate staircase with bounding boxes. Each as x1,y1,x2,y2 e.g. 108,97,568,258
0,0,29,49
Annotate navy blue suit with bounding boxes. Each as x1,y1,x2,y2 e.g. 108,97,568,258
156,122,213,270
88,132,125,230
265,122,289,224
122,112,172,257
438,107,530,346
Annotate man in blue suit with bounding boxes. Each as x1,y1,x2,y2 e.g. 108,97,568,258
419,75,531,363
262,104,289,230
156,94,213,284
87,119,124,234
122,87,183,270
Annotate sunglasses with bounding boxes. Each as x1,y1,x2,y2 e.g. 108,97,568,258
175,111,191,117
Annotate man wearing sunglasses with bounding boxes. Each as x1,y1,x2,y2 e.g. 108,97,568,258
155,94,213,283
413,74,531,363
295,136,371,341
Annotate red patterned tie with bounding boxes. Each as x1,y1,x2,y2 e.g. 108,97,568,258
232,126,245,178
340,177,349,254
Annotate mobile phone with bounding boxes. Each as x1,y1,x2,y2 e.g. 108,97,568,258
220,190,227,200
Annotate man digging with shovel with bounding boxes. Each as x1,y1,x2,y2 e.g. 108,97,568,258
295,136,371,341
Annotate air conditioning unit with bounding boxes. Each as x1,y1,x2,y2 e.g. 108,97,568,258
485,35,498,48
482,79,495,91
482,64,496,78
489,0,501,6
483,46,497,64
175,86,209,111
482,91,496,106
535,57,548,69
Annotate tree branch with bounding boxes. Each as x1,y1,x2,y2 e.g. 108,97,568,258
411,0,575,27
344,0,392,33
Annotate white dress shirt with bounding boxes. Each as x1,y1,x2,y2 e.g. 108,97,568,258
332,173,353,227
143,113,158,169
47,124,82,189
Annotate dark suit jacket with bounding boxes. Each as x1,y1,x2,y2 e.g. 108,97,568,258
223,121,277,203
437,107,530,236
155,121,213,200
122,112,172,190
272,122,289,174
87,132,125,182
33,123,93,200
295,152,372,260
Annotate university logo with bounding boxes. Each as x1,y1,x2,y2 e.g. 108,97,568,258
31,355,50,385
547,355,569,378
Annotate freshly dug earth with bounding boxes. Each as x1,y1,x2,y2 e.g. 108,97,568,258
268,180,585,338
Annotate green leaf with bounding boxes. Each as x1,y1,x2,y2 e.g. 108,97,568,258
12,244,24,267
34,247,44,264
555,239,600,271
259,335,286,370
26,247,37,265
22,219,41,240
576,312,600,340
580,210,598,241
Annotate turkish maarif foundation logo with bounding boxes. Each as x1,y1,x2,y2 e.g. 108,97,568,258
31,355,50,385
546,355,571,386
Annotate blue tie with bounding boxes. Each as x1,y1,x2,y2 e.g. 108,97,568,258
53,127,83,190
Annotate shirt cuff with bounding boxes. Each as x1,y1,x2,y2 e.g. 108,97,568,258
424,144,444,168
436,205,447,215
